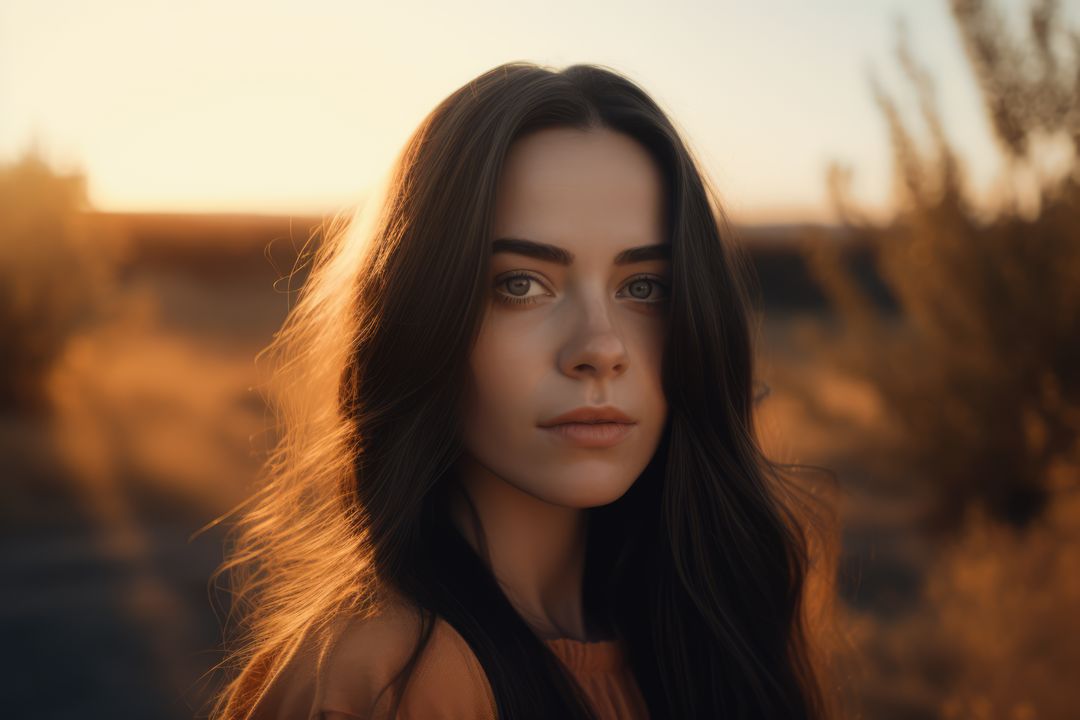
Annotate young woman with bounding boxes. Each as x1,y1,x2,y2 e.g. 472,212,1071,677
208,61,839,719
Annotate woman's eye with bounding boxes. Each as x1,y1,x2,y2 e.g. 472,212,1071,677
621,276,669,303
494,273,548,305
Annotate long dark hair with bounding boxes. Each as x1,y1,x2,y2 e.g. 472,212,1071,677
209,61,839,720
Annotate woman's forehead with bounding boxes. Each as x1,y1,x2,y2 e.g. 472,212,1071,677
493,128,665,254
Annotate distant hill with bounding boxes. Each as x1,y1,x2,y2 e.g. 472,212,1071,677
83,211,897,314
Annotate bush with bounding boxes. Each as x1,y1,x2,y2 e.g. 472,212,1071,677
0,147,118,415
805,0,1080,531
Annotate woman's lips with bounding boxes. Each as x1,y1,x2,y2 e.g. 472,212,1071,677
541,421,636,448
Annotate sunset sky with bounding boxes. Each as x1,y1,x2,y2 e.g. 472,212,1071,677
2,0,1065,223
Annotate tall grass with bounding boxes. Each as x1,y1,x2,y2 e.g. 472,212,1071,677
806,0,1080,532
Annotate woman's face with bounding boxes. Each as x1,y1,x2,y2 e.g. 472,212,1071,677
459,126,670,508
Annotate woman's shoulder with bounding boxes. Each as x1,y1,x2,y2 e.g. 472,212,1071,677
251,594,497,720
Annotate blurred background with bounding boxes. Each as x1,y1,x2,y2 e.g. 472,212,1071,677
2,1,1078,718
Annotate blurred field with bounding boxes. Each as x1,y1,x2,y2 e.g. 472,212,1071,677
1,200,324,717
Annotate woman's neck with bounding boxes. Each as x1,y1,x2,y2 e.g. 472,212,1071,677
450,453,593,641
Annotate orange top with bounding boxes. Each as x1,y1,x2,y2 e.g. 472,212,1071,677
542,636,650,720
251,599,650,720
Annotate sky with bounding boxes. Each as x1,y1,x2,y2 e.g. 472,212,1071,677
1,0,1066,223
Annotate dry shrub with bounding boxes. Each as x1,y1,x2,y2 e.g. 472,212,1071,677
804,0,1080,531
0,147,120,415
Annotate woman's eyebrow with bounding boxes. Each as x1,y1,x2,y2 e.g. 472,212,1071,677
491,237,670,266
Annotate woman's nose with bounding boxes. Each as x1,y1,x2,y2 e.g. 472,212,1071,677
556,296,630,380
